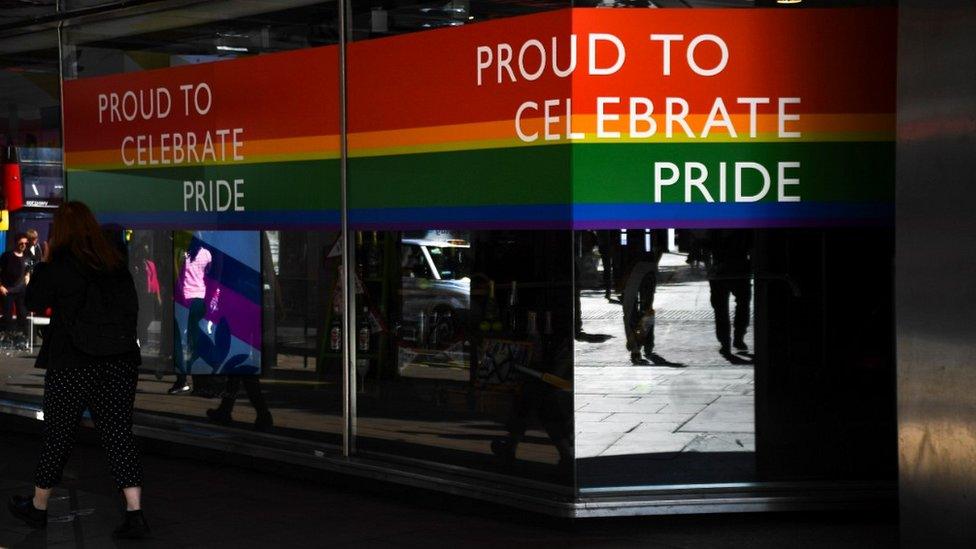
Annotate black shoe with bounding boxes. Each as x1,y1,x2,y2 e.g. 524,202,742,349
8,495,47,529
254,411,273,432
719,345,732,357
113,510,150,539
206,408,233,426
167,383,191,395
733,338,748,351
630,352,648,365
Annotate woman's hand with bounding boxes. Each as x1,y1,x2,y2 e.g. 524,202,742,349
41,241,50,262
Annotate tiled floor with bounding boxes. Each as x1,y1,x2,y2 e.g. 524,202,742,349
575,253,755,459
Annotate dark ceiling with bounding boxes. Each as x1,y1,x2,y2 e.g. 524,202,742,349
0,0,57,28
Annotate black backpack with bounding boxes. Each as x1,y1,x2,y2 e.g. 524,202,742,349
68,264,140,357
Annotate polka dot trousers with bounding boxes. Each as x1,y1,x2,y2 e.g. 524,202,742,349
34,360,143,491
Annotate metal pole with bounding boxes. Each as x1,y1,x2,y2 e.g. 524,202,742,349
338,0,354,457
56,0,67,199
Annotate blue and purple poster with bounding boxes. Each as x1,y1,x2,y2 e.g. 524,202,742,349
174,230,261,375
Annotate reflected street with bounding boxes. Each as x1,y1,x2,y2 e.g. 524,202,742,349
575,249,755,485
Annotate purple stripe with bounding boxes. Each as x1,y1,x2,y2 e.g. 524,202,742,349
572,217,893,229
176,284,261,349
360,219,573,230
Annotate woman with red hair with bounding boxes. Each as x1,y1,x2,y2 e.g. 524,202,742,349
6,201,148,539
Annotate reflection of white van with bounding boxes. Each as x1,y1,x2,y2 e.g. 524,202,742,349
400,238,470,349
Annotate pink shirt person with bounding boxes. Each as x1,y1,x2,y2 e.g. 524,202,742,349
182,247,212,300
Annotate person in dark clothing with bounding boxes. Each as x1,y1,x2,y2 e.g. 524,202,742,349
621,229,667,364
596,230,616,300
206,376,273,431
705,229,753,356
25,228,42,271
0,233,31,334
6,201,149,539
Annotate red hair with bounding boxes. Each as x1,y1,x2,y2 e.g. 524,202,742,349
49,201,124,271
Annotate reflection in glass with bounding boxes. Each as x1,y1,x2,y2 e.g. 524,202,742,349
576,227,896,488
173,231,262,376
352,229,574,486
122,229,343,442
0,30,62,405
575,229,756,487
48,3,344,447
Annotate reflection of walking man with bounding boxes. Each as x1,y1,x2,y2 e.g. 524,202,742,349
621,229,667,365
706,230,752,356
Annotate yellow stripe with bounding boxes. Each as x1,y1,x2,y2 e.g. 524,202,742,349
67,135,340,171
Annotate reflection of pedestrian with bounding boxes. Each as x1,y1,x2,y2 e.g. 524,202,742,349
0,234,31,334
705,230,752,356
25,229,42,272
206,376,273,431
685,229,710,270
10,201,149,538
621,230,666,364
596,230,616,300
170,238,212,395
131,241,161,350
574,231,598,337
491,378,572,472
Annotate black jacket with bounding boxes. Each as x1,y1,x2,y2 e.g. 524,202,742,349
26,254,142,370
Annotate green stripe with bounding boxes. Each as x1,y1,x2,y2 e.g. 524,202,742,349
67,160,340,212
573,142,894,204
349,145,571,208
67,142,893,215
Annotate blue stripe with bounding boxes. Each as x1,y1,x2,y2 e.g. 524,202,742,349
97,210,341,229
350,204,573,224
573,202,893,224
96,202,892,231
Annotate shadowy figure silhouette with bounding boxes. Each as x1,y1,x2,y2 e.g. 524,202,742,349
704,230,753,358
621,230,667,365
206,376,273,431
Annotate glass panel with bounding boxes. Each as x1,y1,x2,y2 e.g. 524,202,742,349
347,1,575,487
564,0,896,490
59,2,343,448
574,228,895,488
0,29,61,406
350,229,575,484
575,228,757,486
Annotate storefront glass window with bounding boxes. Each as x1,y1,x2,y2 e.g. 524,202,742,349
0,29,61,406
0,0,899,508
346,1,575,487
57,2,344,449
574,228,896,488
567,0,897,490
